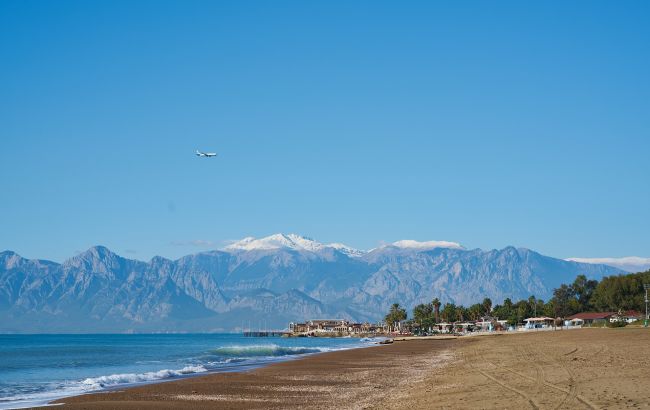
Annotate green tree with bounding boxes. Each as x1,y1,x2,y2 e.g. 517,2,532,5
503,297,514,311
441,303,458,322
493,298,515,324
528,296,537,316
431,298,441,323
413,303,433,325
590,270,650,312
455,305,468,322
515,300,529,324
542,299,555,317
571,274,598,311
551,284,579,318
468,303,483,321
482,297,493,316
385,303,407,331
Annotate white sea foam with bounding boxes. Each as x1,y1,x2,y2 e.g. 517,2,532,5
80,365,208,389
0,365,208,410
0,339,376,410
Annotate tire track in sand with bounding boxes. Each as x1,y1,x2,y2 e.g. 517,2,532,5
550,345,583,410
521,343,577,410
489,344,598,410
563,347,580,356
514,344,545,396
468,348,540,410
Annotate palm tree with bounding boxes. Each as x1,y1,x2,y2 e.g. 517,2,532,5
441,303,457,323
468,303,483,321
455,305,465,322
385,303,407,332
413,303,433,325
528,295,537,317
482,297,493,316
432,298,441,323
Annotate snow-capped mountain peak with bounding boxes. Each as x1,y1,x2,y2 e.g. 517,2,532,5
223,233,365,256
224,233,326,252
223,234,464,255
390,239,464,251
326,243,366,257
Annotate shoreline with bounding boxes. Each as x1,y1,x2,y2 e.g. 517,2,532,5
31,336,457,409
45,338,457,409
5,337,379,410
21,327,650,409
22,331,565,409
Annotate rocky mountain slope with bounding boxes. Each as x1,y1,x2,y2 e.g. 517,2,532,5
0,234,623,332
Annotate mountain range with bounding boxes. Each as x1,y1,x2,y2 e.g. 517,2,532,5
0,234,623,333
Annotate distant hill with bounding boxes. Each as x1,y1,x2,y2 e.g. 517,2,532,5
0,234,623,332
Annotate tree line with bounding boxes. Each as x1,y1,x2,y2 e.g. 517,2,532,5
385,270,650,327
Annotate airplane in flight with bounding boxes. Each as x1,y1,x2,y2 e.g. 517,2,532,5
196,150,218,157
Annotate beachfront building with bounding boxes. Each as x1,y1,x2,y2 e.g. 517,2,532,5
566,318,584,328
290,319,349,334
566,312,614,326
348,322,377,334
475,316,508,332
435,322,453,333
610,310,643,324
523,317,555,330
289,320,385,336
454,322,475,333
289,322,308,333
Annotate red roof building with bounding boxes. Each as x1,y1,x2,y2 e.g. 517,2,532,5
567,312,615,320
610,310,644,323
566,312,615,325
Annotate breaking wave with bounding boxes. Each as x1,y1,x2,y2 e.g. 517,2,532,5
0,365,209,410
0,336,375,410
212,344,333,357
81,365,208,389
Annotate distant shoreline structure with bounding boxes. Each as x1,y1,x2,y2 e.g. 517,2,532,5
288,319,386,337
286,311,646,338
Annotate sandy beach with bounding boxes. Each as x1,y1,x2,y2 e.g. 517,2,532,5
390,328,650,410
49,328,650,410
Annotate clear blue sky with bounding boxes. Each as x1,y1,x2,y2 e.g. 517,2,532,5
1,1,649,262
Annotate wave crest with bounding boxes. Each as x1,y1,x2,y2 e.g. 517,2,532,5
212,344,329,357
81,365,208,389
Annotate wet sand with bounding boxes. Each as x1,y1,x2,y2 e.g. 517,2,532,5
50,328,650,409
51,338,456,409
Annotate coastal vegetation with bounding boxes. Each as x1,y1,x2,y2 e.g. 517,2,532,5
384,303,408,331
389,270,650,326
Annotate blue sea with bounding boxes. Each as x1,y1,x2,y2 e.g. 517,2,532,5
0,334,377,409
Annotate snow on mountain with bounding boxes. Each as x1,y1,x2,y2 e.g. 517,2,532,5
224,233,365,256
390,239,464,250
224,234,325,252
0,236,626,332
223,233,465,256
326,243,365,257
565,256,650,273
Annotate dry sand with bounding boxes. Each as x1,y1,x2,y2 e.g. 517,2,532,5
388,328,650,410
49,328,650,409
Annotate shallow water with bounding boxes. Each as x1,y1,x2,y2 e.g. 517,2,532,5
0,334,375,409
